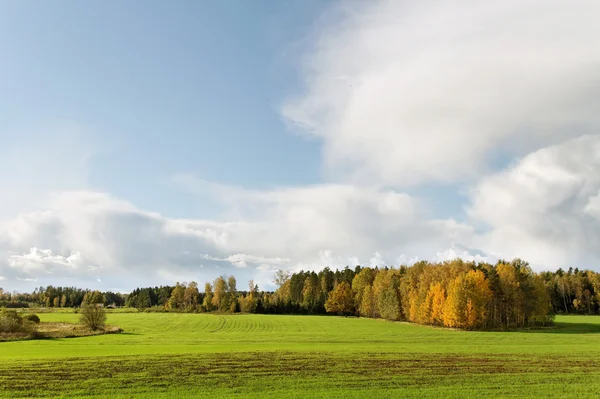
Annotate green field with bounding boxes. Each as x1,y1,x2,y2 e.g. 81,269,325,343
1,313,599,398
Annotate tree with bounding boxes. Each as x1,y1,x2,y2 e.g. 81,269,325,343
325,282,354,315
167,282,186,310
80,304,106,331
427,283,446,325
203,283,214,312
273,269,291,289
212,276,228,312
273,269,292,307
227,276,237,313
378,286,401,321
352,268,375,314
358,285,375,318
183,281,200,310
241,280,259,313
531,276,553,325
83,290,105,306
443,270,492,329
302,273,320,312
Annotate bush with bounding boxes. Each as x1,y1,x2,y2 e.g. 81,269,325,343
0,309,35,334
0,309,23,333
24,314,41,324
80,305,106,331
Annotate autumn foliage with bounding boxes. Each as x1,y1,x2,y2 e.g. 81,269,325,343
10,258,600,332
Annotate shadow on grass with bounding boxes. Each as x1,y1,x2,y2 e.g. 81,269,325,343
520,322,600,334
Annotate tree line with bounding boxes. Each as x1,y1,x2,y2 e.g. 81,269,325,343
2,259,600,330
0,286,125,309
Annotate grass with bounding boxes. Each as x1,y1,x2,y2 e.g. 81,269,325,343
1,312,599,398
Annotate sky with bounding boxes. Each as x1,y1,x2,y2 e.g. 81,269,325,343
1,1,600,292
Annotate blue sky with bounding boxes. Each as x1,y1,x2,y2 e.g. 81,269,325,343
1,1,600,292
1,1,323,217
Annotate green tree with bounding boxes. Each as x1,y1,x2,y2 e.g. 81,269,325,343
80,304,106,331
83,290,105,305
378,285,401,321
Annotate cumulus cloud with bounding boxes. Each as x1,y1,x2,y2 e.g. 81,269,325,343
174,176,474,265
0,191,228,287
283,0,600,186
468,135,600,268
0,182,475,290
8,248,87,275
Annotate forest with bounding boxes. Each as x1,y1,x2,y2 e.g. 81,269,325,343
3,259,600,330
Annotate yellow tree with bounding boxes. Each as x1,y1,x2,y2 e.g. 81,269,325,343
443,276,463,328
359,285,375,318
463,270,492,329
211,276,228,312
167,282,185,310
352,268,375,314
443,270,492,329
427,283,446,325
325,282,354,315
203,282,214,312
183,281,200,310
531,275,552,325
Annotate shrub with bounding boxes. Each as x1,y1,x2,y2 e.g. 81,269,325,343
0,309,23,333
0,309,35,334
80,304,106,331
24,314,41,324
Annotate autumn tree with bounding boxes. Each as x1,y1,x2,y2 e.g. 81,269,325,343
427,283,446,325
325,282,354,315
443,270,492,329
358,285,375,318
352,268,375,315
212,276,228,312
240,280,259,313
183,281,200,310
203,282,214,312
227,275,238,312
167,282,186,310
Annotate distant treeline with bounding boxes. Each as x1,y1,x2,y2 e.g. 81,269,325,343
2,259,600,330
0,286,125,309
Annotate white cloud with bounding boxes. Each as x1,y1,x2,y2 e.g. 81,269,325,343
283,1,600,186
0,276,6,281
8,247,86,275
174,176,474,266
435,248,488,264
0,182,474,289
468,135,600,268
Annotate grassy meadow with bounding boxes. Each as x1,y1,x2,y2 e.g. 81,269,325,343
1,312,600,398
